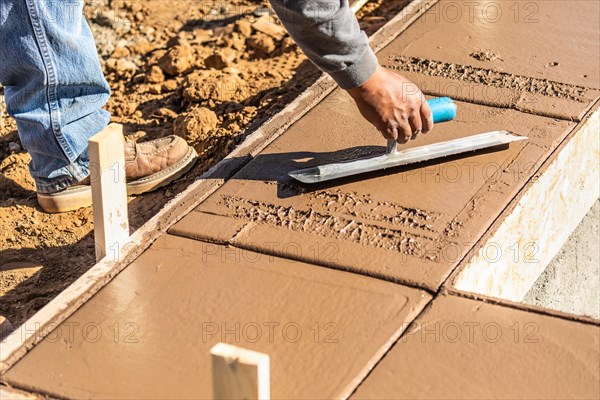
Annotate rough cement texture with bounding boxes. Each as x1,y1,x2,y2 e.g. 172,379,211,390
376,0,600,121
351,294,600,400
169,0,600,292
382,0,600,89
170,97,573,291
523,199,600,319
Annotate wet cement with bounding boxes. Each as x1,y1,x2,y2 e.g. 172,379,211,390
3,0,600,397
3,234,430,399
351,294,600,399
386,55,591,103
170,96,574,290
167,0,594,290
164,2,600,290
375,0,600,121
383,0,600,89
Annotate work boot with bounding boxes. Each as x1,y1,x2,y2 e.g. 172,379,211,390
37,134,197,213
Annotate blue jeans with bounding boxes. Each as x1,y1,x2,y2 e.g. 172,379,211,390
0,0,109,193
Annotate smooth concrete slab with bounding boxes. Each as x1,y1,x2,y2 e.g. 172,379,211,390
351,294,600,400
375,0,600,121
3,235,430,399
170,95,574,291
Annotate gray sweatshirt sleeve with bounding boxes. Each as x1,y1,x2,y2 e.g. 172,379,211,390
268,0,379,89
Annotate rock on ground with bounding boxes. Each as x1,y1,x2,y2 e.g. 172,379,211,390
158,44,193,76
173,107,218,143
183,70,249,103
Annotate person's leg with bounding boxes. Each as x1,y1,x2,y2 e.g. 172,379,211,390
0,0,110,194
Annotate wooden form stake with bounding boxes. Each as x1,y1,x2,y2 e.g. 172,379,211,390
88,123,129,262
210,343,270,400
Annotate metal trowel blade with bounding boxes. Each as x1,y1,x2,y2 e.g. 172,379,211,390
288,130,526,184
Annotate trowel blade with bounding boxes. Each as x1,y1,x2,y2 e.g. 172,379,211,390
288,130,527,184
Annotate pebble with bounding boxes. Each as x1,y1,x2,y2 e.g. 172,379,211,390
152,107,178,119
109,59,137,74
183,70,249,103
204,48,237,70
173,107,218,142
158,44,193,76
253,7,271,17
247,33,277,54
192,29,215,44
146,65,165,83
148,84,162,94
235,20,253,38
251,17,286,41
111,46,130,58
161,80,180,92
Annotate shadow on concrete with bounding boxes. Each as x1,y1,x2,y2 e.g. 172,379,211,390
211,142,513,199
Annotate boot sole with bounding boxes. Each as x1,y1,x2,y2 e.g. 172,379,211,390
37,146,198,213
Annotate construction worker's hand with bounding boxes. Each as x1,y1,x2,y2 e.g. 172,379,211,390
347,66,433,144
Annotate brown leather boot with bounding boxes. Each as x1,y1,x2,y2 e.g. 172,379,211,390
124,135,197,195
37,134,197,213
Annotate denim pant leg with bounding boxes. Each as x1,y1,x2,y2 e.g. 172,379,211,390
0,0,110,193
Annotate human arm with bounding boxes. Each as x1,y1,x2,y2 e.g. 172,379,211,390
268,0,433,142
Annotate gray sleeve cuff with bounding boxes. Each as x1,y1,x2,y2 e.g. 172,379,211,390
329,45,379,89
269,0,380,90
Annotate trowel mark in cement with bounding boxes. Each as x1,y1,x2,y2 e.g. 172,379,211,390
384,55,591,102
221,195,442,256
307,190,441,232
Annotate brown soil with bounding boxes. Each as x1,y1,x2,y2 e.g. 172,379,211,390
0,0,404,327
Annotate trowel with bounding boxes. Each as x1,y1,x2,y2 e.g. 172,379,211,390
288,97,526,184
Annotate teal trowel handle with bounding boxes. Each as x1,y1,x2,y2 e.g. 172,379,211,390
427,97,457,123
386,97,456,154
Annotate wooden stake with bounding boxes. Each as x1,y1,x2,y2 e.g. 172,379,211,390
210,343,270,400
88,123,129,262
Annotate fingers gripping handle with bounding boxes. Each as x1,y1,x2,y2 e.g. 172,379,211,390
387,97,457,154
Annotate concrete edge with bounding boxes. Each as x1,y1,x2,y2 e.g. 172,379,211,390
442,287,600,326
445,101,600,316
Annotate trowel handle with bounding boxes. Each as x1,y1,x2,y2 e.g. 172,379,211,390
427,97,457,123
386,97,457,154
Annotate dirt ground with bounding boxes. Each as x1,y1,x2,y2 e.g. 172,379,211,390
0,0,407,327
